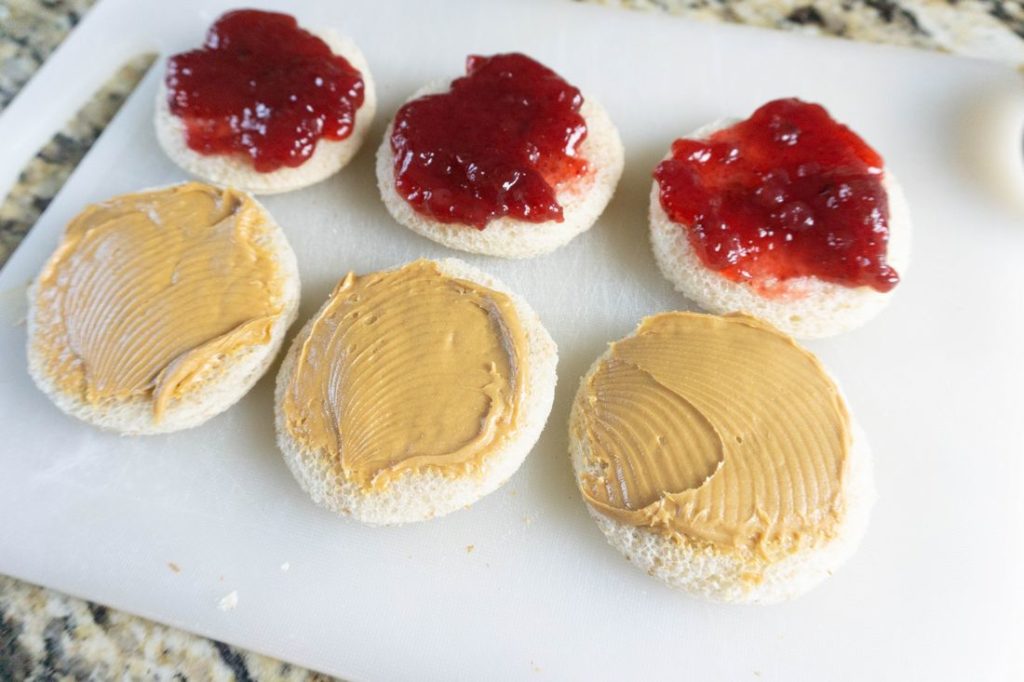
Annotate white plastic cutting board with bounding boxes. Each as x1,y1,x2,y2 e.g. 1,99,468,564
1,1,1023,680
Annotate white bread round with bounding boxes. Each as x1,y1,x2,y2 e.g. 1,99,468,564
649,119,912,338
568,343,875,605
275,258,558,525
26,187,301,435
155,29,377,195
376,82,624,258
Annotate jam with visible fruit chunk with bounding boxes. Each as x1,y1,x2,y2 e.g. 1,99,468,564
654,98,899,293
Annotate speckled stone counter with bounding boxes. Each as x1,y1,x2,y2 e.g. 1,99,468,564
1,0,1022,679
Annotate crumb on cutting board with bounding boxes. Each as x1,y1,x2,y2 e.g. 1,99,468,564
218,590,238,611
167,562,181,574
466,544,475,554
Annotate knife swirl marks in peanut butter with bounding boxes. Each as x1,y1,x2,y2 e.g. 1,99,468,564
281,260,528,489
576,313,850,558
31,182,282,418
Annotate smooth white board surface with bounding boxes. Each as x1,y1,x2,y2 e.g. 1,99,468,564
1,1,1023,679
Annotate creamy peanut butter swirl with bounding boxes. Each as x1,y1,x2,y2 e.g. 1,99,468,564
577,313,850,558
31,182,282,418
281,260,528,489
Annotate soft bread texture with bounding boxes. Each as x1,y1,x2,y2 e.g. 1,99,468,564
155,29,377,195
275,258,558,525
376,82,624,258
568,343,875,605
26,187,300,435
649,119,912,338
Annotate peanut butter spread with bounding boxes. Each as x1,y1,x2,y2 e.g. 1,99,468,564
31,182,282,418
281,260,528,489
577,312,850,558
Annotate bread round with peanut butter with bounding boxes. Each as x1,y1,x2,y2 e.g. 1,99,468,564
649,119,912,339
568,312,875,604
26,183,300,435
375,81,624,259
155,28,377,195
274,258,558,525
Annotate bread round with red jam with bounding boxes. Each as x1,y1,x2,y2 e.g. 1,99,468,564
650,117,912,339
376,68,624,259
155,26,376,195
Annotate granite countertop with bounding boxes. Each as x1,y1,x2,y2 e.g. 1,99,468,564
1,0,1022,679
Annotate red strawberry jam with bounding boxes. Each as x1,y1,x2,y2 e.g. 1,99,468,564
390,53,589,229
654,98,899,293
166,9,365,173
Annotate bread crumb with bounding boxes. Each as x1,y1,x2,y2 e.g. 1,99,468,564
466,544,475,553
218,590,238,611
167,562,181,574
523,515,532,526
280,562,290,572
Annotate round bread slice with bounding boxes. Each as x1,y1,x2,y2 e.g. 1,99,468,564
568,318,875,604
650,120,912,339
275,258,558,525
155,29,377,195
376,82,624,259
26,185,300,435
